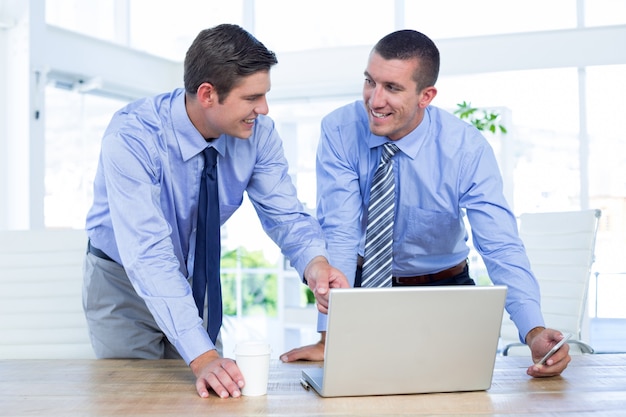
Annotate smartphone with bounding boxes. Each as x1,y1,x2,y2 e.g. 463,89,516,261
538,333,572,365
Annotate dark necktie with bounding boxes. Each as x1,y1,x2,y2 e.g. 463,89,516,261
192,147,222,344
361,142,400,287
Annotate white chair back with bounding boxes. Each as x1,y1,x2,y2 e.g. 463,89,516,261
501,209,601,355
0,229,95,359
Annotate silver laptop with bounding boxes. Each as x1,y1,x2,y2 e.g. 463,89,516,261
301,285,507,397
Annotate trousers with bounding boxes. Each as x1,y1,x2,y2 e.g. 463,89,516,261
82,250,223,360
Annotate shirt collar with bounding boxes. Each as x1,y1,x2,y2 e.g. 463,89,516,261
367,107,432,160
171,89,225,161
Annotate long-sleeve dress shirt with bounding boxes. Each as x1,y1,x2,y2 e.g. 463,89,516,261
86,88,327,363
315,100,544,341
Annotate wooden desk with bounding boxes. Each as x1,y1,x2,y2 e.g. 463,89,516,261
2,354,626,416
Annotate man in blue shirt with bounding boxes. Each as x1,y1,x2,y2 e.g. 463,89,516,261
83,24,349,399
280,29,571,377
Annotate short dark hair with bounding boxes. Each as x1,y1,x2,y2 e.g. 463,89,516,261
373,30,440,91
184,24,278,102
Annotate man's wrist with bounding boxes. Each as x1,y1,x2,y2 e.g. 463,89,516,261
525,326,545,345
303,256,328,284
189,349,219,375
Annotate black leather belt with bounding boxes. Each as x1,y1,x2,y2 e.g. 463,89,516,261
392,260,468,286
87,239,115,262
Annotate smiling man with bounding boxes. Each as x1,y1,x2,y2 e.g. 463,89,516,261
82,24,348,399
280,29,572,379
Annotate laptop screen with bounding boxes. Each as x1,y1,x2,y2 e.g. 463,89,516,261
302,285,507,397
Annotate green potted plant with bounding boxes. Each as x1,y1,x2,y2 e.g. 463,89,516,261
454,101,507,134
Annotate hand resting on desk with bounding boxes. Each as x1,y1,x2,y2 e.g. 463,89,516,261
190,349,244,398
280,332,326,362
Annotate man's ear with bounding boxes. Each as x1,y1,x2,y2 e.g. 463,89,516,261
196,82,217,107
418,86,437,109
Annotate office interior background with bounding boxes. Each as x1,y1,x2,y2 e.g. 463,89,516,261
1,0,625,354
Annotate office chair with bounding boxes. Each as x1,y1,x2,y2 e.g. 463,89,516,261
501,209,601,356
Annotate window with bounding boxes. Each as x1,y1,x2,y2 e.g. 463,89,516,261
46,0,245,61
128,0,244,60
222,96,359,263
404,0,577,39
44,86,128,228
585,0,626,27
46,0,118,43
254,0,394,52
436,68,581,212
587,64,626,273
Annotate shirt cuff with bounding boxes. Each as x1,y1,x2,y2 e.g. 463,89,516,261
173,324,215,365
291,247,329,281
316,310,328,332
511,305,545,344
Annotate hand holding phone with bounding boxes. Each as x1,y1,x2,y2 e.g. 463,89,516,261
538,333,572,365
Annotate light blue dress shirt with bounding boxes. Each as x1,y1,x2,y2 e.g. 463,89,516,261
86,88,327,363
316,100,544,341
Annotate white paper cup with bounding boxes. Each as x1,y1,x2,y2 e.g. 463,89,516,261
234,341,271,396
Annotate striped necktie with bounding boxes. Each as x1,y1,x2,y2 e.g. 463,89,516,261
361,142,400,288
192,147,222,344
